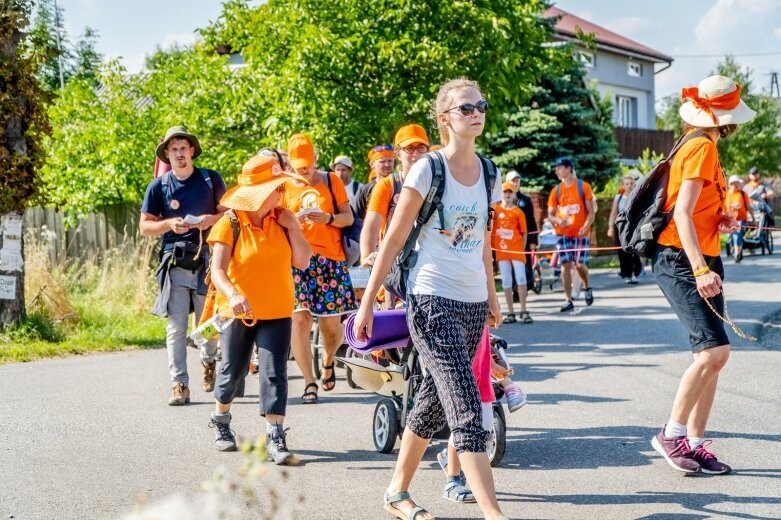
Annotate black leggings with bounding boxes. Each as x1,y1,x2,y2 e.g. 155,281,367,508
614,228,643,278
214,317,291,417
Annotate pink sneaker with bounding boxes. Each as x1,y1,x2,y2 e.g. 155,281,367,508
692,441,731,475
651,426,700,474
504,383,527,412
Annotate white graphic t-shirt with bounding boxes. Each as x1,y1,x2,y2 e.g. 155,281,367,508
404,155,502,302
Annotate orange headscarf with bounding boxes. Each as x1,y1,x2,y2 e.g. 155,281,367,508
681,83,742,125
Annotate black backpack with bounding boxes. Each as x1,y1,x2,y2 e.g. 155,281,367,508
384,151,498,301
615,130,707,258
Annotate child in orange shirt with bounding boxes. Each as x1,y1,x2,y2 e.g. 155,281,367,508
726,175,750,262
491,182,532,323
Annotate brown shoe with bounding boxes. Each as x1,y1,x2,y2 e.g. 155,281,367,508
202,361,216,392
168,382,190,406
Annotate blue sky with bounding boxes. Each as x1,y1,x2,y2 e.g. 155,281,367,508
57,0,781,102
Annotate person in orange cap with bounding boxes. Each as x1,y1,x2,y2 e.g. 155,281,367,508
206,154,312,463
352,144,396,220
360,124,429,268
283,133,357,403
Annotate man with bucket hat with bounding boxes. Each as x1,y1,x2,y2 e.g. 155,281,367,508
140,126,227,406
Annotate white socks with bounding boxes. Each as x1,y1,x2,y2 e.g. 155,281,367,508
688,436,704,448
664,420,687,438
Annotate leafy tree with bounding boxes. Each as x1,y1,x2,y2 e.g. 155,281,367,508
41,50,268,224
657,55,781,176
71,27,103,87
485,60,621,191
26,0,71,92
1,0,51,325
201,0,559,179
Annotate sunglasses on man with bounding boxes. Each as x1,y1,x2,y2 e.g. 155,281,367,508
372,144,393,153
443,100,489,117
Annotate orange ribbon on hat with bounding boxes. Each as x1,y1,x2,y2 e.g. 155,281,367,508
681,83,742,125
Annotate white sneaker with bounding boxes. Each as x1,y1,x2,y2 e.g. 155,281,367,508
628,275,639,285
504,384,527,412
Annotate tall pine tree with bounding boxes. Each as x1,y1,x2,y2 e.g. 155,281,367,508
485,60,620,191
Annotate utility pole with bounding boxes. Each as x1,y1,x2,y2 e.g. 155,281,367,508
770,72,780,98
53,0,64,89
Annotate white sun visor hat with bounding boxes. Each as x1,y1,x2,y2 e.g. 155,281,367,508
679,75,756,128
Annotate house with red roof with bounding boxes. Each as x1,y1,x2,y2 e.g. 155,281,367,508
546,7,674,158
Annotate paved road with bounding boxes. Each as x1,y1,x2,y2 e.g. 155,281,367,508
2,244,781,520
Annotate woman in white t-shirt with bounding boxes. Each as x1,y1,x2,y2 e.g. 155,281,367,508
353,78,506,520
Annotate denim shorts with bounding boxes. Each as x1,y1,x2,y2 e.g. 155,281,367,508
652,246,729,352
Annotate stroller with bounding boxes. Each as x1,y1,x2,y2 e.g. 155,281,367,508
339,311,509,467
727,202,775,257
531,228,562,294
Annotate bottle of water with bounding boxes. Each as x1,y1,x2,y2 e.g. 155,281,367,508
190,314,234,347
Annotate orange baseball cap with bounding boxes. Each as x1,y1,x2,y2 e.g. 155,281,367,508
501,181,516,193
394,124,429,149
287,133,316,170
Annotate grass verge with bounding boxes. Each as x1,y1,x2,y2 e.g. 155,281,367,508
0,230,165,364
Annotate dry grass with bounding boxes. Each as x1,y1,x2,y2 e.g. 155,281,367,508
0,229,165,363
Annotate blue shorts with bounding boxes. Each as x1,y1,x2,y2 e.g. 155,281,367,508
557,236,590,265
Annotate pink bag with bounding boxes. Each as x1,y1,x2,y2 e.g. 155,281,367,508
472,326,495,404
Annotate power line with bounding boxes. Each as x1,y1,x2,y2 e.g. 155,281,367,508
672,51,781,58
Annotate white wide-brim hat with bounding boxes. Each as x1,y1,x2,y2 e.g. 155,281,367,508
728,175,743,185
679,75,756,128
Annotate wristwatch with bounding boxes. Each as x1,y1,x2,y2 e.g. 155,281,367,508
327,213,335,225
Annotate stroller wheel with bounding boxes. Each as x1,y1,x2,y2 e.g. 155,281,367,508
488,405,507,467
532,265,543,295
373,399,400,453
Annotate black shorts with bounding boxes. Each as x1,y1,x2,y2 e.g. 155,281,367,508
653,246,730,353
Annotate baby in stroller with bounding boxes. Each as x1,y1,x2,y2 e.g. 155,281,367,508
435,327,527,503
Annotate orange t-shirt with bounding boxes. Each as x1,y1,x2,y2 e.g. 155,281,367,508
366,173,402,235
547,180,594,237
207,210,295,320
658,133,725,257
726,188,749,222
283,172,348,261
491,203,527,262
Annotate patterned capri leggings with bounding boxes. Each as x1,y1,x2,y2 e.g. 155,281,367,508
406,294,489,454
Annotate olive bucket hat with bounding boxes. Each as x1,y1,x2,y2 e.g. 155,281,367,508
155,126,203,164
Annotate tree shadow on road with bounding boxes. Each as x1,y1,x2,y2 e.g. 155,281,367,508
498,490,781,520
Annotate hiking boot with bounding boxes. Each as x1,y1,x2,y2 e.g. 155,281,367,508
504,383,528,412
266,425,292,465
584,287,594,306
202,361,216,392
651,427,700,474
692,441,731,475
209,412,237,452
168,382,190,406
560,300,574,312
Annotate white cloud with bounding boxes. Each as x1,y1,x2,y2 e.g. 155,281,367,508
605,16,653,37
695,0,781,47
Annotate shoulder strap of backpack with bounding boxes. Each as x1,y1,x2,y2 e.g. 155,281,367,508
667,130,708,162
397,151,446,263
161,171,172,208
477,155,498,230
323,171,340,213
387,171,403,214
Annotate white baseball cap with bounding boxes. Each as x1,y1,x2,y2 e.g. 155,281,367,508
506,170,521,182
331,155,353,169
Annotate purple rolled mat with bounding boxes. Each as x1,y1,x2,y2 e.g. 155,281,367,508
345,309,410,354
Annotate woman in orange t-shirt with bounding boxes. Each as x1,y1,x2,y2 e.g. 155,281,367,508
651,75,755,477
725,175,750,262
284,134,357,403
206,154,312,463
492,182,531,324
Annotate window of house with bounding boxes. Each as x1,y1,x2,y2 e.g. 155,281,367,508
577,51,595,68
615,95,638,128
627,62,642,77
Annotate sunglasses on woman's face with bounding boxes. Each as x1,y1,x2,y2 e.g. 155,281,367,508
443,100,489,116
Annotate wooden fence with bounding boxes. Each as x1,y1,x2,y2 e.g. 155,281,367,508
23,203,141,263
614,127,674,159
